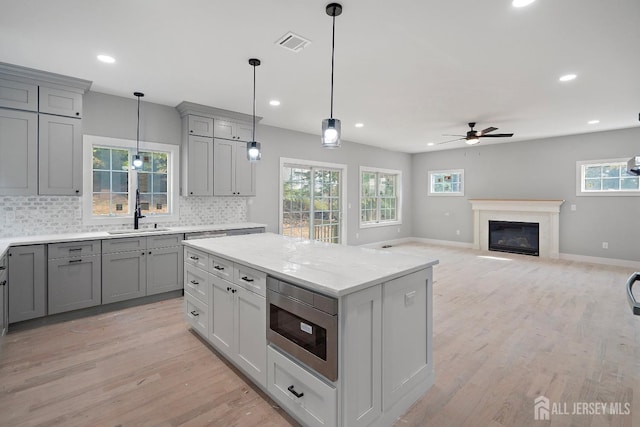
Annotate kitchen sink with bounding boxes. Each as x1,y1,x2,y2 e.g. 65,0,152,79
107,228,170,235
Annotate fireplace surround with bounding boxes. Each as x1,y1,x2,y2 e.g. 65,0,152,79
469,199,564,259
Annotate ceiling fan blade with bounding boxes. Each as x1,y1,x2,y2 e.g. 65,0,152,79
442,134,465,137
480,133,514,138
480,127,498,135
437,138,464,145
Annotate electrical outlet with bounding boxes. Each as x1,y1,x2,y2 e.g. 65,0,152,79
456,229,460,235
397,227,401,233
602,242,608,249
355,232,359,239
571,204,576,211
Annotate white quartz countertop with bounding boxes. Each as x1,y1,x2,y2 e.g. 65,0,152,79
183,233,439,297
0,223,266,260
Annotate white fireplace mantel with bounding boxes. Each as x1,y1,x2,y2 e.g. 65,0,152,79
469,199,565,258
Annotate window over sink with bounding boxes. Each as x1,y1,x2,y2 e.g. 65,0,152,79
83,135,179,224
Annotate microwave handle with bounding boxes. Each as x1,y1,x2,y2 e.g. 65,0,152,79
627,272,640,316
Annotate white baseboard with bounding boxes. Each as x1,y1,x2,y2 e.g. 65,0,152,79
358,237,639,269
559,252,640,269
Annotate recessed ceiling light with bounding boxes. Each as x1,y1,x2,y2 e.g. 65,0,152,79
559,73,577,82
427,142,435,146
587,120,600,125
512,0,535,7
269,100,281,106
97,54,115,64
355,123,364,128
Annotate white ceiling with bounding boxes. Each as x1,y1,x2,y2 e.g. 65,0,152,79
1,0,639,153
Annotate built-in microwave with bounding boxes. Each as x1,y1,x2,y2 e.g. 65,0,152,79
266,277,338,382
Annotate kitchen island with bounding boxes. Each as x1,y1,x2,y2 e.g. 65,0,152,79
182,233,438,427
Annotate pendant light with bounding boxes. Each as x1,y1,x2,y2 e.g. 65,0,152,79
132,91,144,169
322,3,343,148
247,58,262,161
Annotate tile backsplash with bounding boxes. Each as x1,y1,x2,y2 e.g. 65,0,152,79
0,196,247,238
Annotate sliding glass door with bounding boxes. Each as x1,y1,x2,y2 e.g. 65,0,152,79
280,159,345,244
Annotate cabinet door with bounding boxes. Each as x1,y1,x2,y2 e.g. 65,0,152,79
102,251,147,304
234,122,253,142
0,268,7,336
186,135,214,196
38,114,82,195
234,143,256,196
188,115,214,138
0,109,37,195
213,139,235,196
8,245,46,323
39,86,82,118
213,120,234,140
235,287,267,387
48,255,101,314
0,78,38,111
210,276,235,357
146,246,183,295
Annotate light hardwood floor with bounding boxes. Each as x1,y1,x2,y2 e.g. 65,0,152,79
1,243,638,426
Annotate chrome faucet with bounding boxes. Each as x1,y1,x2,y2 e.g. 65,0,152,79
134,188,145,229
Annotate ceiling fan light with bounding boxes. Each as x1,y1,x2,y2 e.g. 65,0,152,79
322,118,341,148
247,141,261,161
512,0,535,7
465,138,480,145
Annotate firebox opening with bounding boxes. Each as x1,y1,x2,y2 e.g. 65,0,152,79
488,220,539,256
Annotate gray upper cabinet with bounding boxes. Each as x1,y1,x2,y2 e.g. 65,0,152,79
213,139,255,196
39,86,82,118
38,114,82,195
0,78,38,111
48,241,101,314
214,119,252,142
183,135,214,196
188,115,214,138
8,245,47,323
0,109,38,195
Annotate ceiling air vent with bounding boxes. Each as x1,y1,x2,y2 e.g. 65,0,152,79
275,32,311,52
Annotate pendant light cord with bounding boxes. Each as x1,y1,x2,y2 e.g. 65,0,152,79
252,63,256,142
136,95,141,152
330,10,336,118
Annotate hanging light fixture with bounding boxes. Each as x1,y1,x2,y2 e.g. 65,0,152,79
132,91,144,169
322,3,342,148
247,58,262,161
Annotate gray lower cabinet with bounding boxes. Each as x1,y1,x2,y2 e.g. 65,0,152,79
102,247,147,304
47,240,101,314
102,234,183,304
8,245,47,323
0,255,7,336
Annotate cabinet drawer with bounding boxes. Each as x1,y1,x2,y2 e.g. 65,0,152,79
185,292,208,337
267,346,337,427
184,264,209,305
39,86,82,118
48,240,101,259
184,247,208,270
0,78,38,111
103,237,146,254
209,256,233,281
234,263,266,297
148,233,183,249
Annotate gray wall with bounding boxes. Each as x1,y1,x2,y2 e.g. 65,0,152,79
247,125,414,245
84,92,181,144
412,127,640,262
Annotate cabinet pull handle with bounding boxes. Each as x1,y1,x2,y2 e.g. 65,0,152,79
287,385,304,398
190,256,199,260
214,266,224,271
241,276,254,282
68,248,82,252
0,280,6,286
231,289,237,293
190,310,199,317
69,259,82,263
0,266,5,271
190,280,199,285
226,286,231,292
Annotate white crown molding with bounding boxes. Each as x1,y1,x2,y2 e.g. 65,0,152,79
175,101,261,123
0,62,92,93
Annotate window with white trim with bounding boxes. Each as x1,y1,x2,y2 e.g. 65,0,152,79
360,167,402,227
576,159,639,196
83,135,179,224
428,169,464,196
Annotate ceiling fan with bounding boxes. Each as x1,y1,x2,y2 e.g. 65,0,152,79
439,122,514,145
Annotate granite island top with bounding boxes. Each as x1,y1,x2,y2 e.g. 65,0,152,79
183,232,439,297
0,222,266,260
